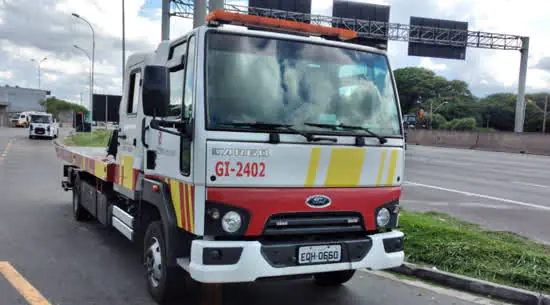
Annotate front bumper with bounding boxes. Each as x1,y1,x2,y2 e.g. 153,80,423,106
30,130,52,137
179,230,404,283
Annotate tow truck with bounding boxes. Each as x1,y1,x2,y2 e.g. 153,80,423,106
55,8,405,304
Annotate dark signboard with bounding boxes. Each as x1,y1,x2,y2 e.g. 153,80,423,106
92,94,121,122
332,0,391,50
408,16,468,60
248,0,312,22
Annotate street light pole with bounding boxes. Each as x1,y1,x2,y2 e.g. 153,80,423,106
72,13,95,130
30,57,47,89
73,44,92,136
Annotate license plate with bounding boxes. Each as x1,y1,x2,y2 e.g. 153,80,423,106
298,245,341,265
37,131,43,134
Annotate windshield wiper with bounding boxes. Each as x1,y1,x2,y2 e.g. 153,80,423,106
219,122,337,143
304,122,388,144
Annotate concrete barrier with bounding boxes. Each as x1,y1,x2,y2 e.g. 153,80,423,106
407,129,550,156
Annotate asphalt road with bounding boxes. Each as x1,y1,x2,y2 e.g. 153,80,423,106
0,127,505,305
403,145,550,245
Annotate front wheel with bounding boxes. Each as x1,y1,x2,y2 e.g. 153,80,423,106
313,270,356,286
144,221,185,304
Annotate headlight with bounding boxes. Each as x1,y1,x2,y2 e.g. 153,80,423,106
221,211,242,233
47,126,51,132
376,208,391,227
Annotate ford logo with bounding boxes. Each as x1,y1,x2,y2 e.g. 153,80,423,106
306,195,332,208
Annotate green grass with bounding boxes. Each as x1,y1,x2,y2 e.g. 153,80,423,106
64,129,113,147
399,210,550,294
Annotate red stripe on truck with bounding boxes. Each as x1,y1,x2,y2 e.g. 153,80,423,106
206,187,401,236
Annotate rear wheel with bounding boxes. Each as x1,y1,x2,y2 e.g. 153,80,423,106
72,178,90,221
144,220,186,304
313,270,356,286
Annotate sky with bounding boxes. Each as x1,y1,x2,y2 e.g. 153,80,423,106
0,0,549,109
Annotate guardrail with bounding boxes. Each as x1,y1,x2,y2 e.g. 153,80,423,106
406,129,550,156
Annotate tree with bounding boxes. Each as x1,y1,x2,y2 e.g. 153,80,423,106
394,67,441,114
40,97,88,120
394,67,477,119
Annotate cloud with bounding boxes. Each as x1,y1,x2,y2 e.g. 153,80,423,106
535,57,550,72
419,58,447,72
0,70,13,80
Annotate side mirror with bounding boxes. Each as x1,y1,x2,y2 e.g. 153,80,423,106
142,65,170,117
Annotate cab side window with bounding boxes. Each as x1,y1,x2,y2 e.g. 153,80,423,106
168,41,187,118
181,36,196,176
127,71,141,115
168,37,195,176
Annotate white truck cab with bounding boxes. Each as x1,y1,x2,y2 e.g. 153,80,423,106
29,112,58,139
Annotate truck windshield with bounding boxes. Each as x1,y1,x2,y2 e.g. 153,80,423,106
30,115,51,123
205,32,401,137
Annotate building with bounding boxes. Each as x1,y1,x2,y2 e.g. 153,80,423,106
0,85,50,127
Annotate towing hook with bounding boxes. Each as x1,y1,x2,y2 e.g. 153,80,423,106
61,181,72,192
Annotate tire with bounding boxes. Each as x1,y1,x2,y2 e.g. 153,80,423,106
72,178,90,221
313,270,356,286
144,220,185,304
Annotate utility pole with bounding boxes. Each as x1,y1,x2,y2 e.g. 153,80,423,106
543,95,548,133
429,99,433,130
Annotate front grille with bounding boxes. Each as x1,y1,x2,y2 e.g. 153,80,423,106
35,128,45,133
263,212,365,236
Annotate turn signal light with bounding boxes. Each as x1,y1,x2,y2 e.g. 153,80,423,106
152,185,160,193
206,10,357,41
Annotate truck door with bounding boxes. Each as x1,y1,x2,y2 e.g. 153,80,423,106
114,67,144,199
145,35,199,234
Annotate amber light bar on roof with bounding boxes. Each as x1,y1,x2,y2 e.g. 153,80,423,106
206,10,357,41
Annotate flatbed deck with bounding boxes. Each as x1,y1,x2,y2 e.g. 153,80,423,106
54,142,116,182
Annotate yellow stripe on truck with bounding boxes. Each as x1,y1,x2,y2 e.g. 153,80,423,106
95,160,106,180
169,179,183,228
376,150,388,186
324,148,366,187
385,150,399,186
304,147,322,187
122,155,134,189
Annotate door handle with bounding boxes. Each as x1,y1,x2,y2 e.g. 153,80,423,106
119,134,127,139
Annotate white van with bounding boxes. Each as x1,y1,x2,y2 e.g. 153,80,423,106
28,112,59,139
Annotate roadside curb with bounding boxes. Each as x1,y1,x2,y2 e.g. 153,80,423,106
390,263,549,305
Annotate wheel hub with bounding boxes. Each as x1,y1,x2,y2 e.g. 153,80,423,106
146,237,162,287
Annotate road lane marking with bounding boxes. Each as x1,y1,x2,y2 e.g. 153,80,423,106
512,181,550,189
405,182,550,211
0,261,52,305
400,199,518,210
0,139,14,163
